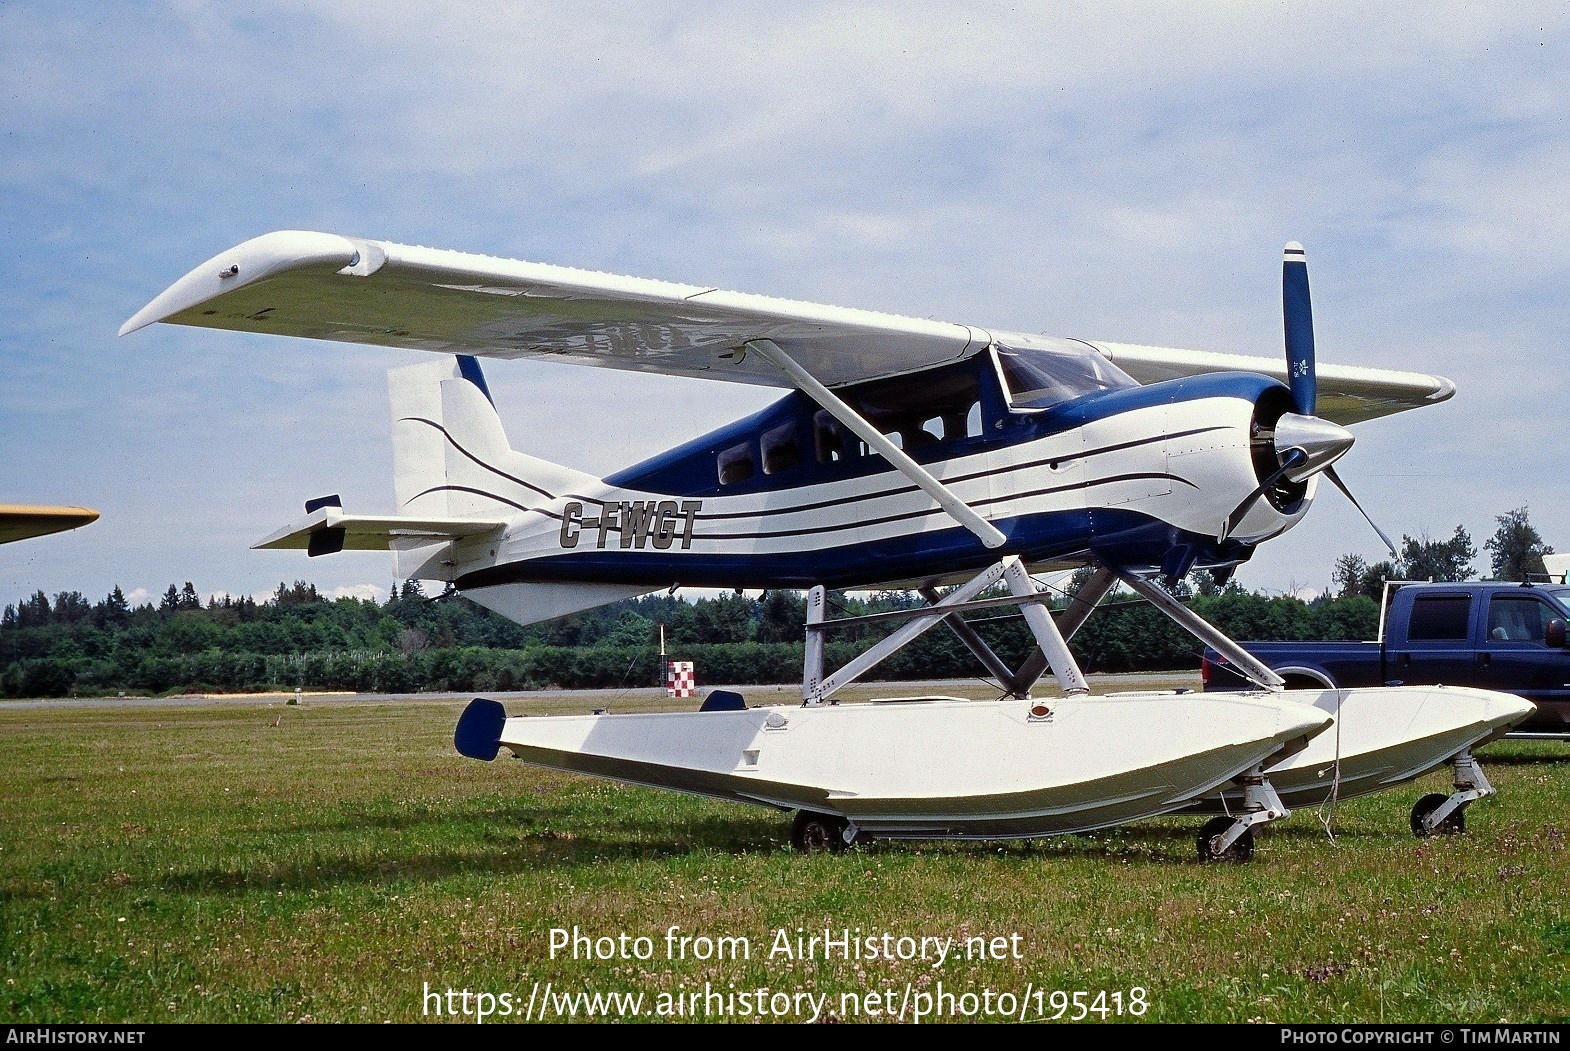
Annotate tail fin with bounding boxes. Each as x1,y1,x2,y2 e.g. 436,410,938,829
389,356,595,518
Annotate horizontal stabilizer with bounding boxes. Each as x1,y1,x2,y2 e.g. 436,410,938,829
252,505,507,553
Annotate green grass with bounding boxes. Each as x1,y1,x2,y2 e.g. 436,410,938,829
1,677,1566,1024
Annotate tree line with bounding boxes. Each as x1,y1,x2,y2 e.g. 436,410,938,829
1329,506,1554,599
0,507,1554,699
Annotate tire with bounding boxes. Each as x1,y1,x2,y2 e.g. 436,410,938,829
1410,793,1465,837
790,811,849,853
1196,815,1255,863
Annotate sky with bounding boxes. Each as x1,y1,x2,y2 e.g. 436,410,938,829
4,2,1569,613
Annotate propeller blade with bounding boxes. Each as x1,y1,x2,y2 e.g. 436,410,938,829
1283,241,1316,416
1218,448,1309,542
1323,464,1397,557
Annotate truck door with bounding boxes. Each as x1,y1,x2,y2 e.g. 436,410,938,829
1388,591,1478,687
1479,591,1570,733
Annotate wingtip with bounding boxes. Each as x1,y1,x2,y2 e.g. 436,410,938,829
118,311,156,338
117,230,361,338
1283,240,1306,259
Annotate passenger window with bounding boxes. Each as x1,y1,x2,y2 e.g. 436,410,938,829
815,412,846,463
838,362,984,453
901,423,939,452
761,422,800,475
814,411,869,462
1407,596,1472,641
717,443,755,485
941,404,980,440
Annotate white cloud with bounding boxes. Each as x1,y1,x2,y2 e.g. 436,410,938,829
325,583,386,604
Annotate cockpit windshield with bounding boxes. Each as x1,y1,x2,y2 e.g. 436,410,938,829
994,337,1138,411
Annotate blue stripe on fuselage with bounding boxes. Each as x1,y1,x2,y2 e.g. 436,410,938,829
456,509,1257,592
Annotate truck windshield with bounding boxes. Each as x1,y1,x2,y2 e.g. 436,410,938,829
1539,586,1570,614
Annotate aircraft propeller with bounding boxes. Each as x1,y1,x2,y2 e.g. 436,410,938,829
1219,242,1395,556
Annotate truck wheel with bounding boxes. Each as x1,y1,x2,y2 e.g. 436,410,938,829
1196,816,1254,863
791,811,850,853
1410,793,1465,837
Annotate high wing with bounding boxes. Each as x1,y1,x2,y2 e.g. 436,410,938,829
119,231,981,389
0,505,99,545
1091,342,1454,426
121,230,1454,423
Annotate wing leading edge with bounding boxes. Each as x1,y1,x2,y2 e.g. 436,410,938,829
0,505,99,545
1092,341,1455,426
121,230,1455,422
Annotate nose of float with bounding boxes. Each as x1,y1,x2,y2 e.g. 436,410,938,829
1272,412,1354,483
1474,688,1538,732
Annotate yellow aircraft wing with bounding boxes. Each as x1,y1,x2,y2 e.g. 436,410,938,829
0,505,99,545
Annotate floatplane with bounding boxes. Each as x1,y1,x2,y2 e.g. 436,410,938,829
122,233,1531,860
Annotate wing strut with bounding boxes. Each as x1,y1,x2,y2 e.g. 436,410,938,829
799,557,1092,705
801,562,1009,704
1006,564,1117,697
1111,567,1285,690
743,339,1007,549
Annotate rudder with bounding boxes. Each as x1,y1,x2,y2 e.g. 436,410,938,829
388,355,594,519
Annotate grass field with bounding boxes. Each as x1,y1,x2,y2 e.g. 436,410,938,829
2,675,1566,1024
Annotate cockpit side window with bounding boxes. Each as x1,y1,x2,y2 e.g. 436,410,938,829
994,339,1137,411
829,366,983,461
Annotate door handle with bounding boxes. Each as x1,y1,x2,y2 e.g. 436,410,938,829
1478,653,1491,668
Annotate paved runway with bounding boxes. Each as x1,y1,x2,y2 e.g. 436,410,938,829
0,671,1202,711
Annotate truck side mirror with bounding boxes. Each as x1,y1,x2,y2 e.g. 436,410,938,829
1548,619,1567,648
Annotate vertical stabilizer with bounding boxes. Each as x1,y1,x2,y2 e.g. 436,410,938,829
388,355,597,520
389,358,459,518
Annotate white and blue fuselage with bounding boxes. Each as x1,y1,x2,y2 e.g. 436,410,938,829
398,342,1315,610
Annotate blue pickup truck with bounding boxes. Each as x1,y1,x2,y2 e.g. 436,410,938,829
1202,580,1570,738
